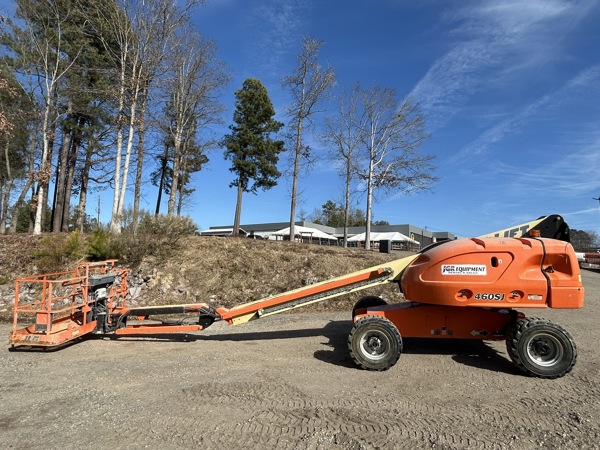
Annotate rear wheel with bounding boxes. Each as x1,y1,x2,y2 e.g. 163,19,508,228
348,316,402,371
506,317,577,379
351,296,387,319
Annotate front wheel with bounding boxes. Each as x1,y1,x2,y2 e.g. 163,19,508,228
348,316,402,371
506,318,577,379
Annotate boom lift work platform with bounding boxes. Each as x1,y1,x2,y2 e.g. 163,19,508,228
9,215,584,378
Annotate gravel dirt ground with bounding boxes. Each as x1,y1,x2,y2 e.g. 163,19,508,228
1,270,599,450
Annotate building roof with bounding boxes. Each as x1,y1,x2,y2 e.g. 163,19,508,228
272,226,338,241
199,228,248,236
347,231,420,244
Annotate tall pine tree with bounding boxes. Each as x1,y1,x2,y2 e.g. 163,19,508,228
222,78,284,236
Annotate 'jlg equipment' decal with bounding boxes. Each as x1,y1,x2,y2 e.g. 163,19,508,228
441,265,487,275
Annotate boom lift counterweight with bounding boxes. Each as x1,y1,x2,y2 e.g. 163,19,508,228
9,215,584,378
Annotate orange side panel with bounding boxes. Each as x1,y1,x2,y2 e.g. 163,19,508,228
400,237,584,309
543,240,584,308
548,286,584,308
356,303,515,340
9,319,97,347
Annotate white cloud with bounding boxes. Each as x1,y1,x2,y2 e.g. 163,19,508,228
453,64,600,161
569,65,600,88
463,127,600,203
409,0,597,129
449,0,571,37
247,0,312,79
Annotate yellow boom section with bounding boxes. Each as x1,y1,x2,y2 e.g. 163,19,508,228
216,254,419,325
478,214,567,240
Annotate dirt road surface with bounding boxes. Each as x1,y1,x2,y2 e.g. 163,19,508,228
1,271,599,450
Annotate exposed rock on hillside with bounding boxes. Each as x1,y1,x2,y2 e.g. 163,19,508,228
0,235,413,320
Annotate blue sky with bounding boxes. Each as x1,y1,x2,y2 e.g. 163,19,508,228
179,0,600,237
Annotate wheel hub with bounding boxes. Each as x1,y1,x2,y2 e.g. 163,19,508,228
367,336,383,352
360,331,389,360
534,342,551,357
527,333,563,367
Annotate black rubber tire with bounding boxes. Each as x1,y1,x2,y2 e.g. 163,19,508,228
348,316,402,371
506,317,577,379
351,296,387,319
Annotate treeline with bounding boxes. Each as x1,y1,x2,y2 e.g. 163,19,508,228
0,0,436,249
1,0,228,235
308,200,389,228
570,229,600,251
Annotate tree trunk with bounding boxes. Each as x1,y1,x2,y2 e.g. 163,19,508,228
233,182,243,237
52,120,72,232
167,128,183,216
116,81,140,226
0,180,3,233
1,178,13,235
343,156,351,248
10,132,37,234
61,127,80,232
155,149,168,216
155,147,169,216
8,180,31,234
31,186,39,233
76,141,93,232
1,141,12,234
288,118,303,241
0,139,14,234
132,80,149,233
176,139,190,216
34,95,55,234
176,160,185,216
365,157,375,250
177,183,183,216
109,48,129,233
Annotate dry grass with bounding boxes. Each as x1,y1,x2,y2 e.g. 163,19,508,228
0,234,416,320
137,236,414,311
0,235,45,283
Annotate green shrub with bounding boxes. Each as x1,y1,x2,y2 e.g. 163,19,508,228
34,232,88,272
29,214,198,270
88,228,119,261
101,213,198,266
138,213,197,246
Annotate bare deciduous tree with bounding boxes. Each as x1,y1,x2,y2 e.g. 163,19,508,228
322,83,362,247
162,29,229,217
0,72,30,233
96,0,201,232
131,0,203,231
282,37,335,241
13,1,82,234
357,86,437,249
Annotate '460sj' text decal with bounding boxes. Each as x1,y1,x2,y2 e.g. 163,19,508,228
474,293,505,301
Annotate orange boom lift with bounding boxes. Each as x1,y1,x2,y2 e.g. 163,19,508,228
9,215,584,378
